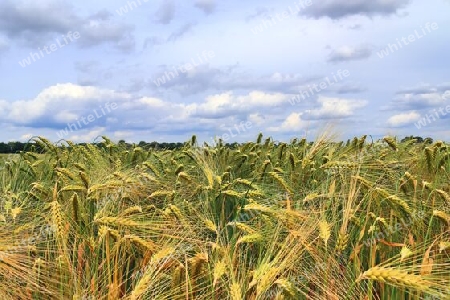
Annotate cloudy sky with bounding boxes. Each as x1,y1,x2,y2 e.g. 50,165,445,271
0,0,449,143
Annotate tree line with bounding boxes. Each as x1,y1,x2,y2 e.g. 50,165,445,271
0,136,433,154
0,141,187,153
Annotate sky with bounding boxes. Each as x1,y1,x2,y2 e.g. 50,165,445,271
0,0,449,144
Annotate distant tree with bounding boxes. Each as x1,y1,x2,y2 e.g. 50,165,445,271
424,137,434,144
401,136,433,144
401,136,422,143
0,143,9,153
138,141,148,149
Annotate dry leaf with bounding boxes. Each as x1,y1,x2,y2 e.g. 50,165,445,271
420,245,434,276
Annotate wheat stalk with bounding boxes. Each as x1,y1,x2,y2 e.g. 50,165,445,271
358,267,431,291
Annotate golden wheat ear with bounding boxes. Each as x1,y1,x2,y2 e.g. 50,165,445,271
358,267,432,290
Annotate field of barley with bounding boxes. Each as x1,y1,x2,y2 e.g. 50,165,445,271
0,135,449,299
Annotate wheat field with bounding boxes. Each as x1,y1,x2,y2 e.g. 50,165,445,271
0,135,449,299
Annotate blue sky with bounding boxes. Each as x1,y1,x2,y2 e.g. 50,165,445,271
0,0,449,143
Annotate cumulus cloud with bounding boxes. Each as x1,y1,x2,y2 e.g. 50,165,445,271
394,93,447,109
69,128,105,142
390,83,450,111
1,83,130,127
327,45,373,63
248,113,266,126
0,84,290,139
387,111,420,127
301,0,411,19
268,113,308,133
0,0,135,51
189,91,289,118
305,96,368,119
0,81,379,142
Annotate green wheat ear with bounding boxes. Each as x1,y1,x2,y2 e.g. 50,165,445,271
383,136,398,151
425,147,434,170
71,193,79,224
191,135,197,146
256,133,263,144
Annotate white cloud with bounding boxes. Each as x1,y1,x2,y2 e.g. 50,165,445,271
444,91,450,100
54,110,79,123
139,97,166,107
69,128,105,142
0,85,292,141
387,111,420,127
4,83,130,124
306,96,368,119
20,133,33,140
113,130,134,140
392,92,448,110
248,113,265,126
0,82,376,142
190,91,288,118
328,44,373,63
268,113,308,132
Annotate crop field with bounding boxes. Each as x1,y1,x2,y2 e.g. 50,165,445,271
0,135,449,299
